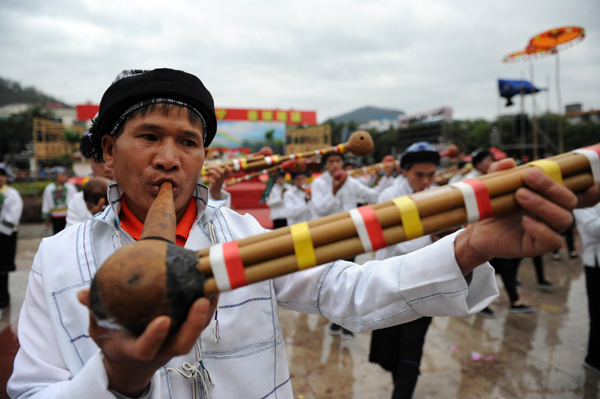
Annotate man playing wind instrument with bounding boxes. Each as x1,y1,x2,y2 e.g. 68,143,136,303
9,68,598,399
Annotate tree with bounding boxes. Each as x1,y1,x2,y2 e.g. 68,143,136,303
0,106,55,160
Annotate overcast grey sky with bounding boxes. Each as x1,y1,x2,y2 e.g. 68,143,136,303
1,0,598,123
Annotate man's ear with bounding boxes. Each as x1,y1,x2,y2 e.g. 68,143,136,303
101,135,116,168
204,147,209,159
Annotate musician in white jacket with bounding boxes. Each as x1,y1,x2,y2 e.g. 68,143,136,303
573,203,600,374
0,166,23,308
283,171,312,225
8,68,589,399
265,171,292,229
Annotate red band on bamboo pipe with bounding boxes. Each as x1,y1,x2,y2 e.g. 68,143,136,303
462,179,494,220
222,241,247,290
350,206,387,252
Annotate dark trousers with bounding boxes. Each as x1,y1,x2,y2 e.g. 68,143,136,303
489,258,519,303
0,272,8,305
0,231,17,305
370,317,433,399
554,225,575,253
585,266,600,367
391,317,432,399
514,256,547,284
51,217,67,235
272,218,287,229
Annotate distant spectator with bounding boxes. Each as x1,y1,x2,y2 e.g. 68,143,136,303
66,177,109,228
80,132,115,181
0,165,23,308
41,167,77,234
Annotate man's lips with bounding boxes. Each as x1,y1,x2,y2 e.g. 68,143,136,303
150,181,178,196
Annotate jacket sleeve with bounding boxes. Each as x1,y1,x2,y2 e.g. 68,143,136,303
66,183,78,205
41,184,53,219
0,189,23,235
273,231,498,332
65,194,86,228
7,242,119,399
310,177,342,217
574,205,600,238
265,184,284,207
283,190,309,221
349,177,381,204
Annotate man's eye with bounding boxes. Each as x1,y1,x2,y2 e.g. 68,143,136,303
182,140,197,147
140,134,157,141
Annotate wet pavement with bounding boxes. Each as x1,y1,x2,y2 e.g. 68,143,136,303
1,225,599,398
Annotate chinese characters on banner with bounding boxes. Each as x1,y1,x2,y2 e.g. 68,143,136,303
214,109,317,125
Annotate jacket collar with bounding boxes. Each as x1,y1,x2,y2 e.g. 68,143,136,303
105,183,209,226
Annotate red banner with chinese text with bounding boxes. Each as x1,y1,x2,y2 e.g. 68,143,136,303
215,109,316,125
77,105,317,125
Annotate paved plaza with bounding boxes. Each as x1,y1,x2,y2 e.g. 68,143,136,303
1,225,599,398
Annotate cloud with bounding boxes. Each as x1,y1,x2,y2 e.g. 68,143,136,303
1,0,599,122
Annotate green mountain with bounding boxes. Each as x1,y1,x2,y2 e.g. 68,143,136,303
0,77,70,108
328,106,404,124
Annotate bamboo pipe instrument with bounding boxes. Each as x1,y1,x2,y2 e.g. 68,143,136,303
203,146,274,169
89,144,600,336
202,130,374,175
224,158,307,187
349,160,399,178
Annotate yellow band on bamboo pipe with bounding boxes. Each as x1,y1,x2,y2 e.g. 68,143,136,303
290,222,317,270
529,160,563,185
392,196,423,240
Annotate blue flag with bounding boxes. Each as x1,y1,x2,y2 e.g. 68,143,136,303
498,79,545,106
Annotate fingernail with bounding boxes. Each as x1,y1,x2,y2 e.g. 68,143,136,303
517,188,532,201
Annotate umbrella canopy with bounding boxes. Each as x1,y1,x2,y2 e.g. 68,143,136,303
527,26,585,51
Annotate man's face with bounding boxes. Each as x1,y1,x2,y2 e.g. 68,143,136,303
56,173,68,184
276,175,286,185
325,155,343,175
402,163,437,193
476,156,493,175
293,174,306,189
102,106,208,221
90,158,115,181
0,173,6,188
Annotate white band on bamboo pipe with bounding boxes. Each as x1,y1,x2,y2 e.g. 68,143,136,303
209,244,232,292
450,181,480,223
349,209,374,252
573,149,600,183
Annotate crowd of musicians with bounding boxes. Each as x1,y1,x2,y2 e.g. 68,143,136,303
2,134,599,398
1,63,597,399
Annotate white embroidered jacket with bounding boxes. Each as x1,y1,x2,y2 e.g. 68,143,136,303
9,184,498,399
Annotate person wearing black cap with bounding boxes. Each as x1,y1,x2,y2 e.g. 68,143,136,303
0,165,23,308
462,148,493,180
8,68,594,399
370,142,440,399
456,148,535,317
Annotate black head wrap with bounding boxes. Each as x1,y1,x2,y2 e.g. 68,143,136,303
400,142,440,169
321,152,345,168
471,148,493,167
88,69,217,161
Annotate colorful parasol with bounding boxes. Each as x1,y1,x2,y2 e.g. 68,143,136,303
501,26,586,156
502,47,556,63
527,26,585,51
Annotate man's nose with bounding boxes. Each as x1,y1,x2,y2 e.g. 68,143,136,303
153,140,181,170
